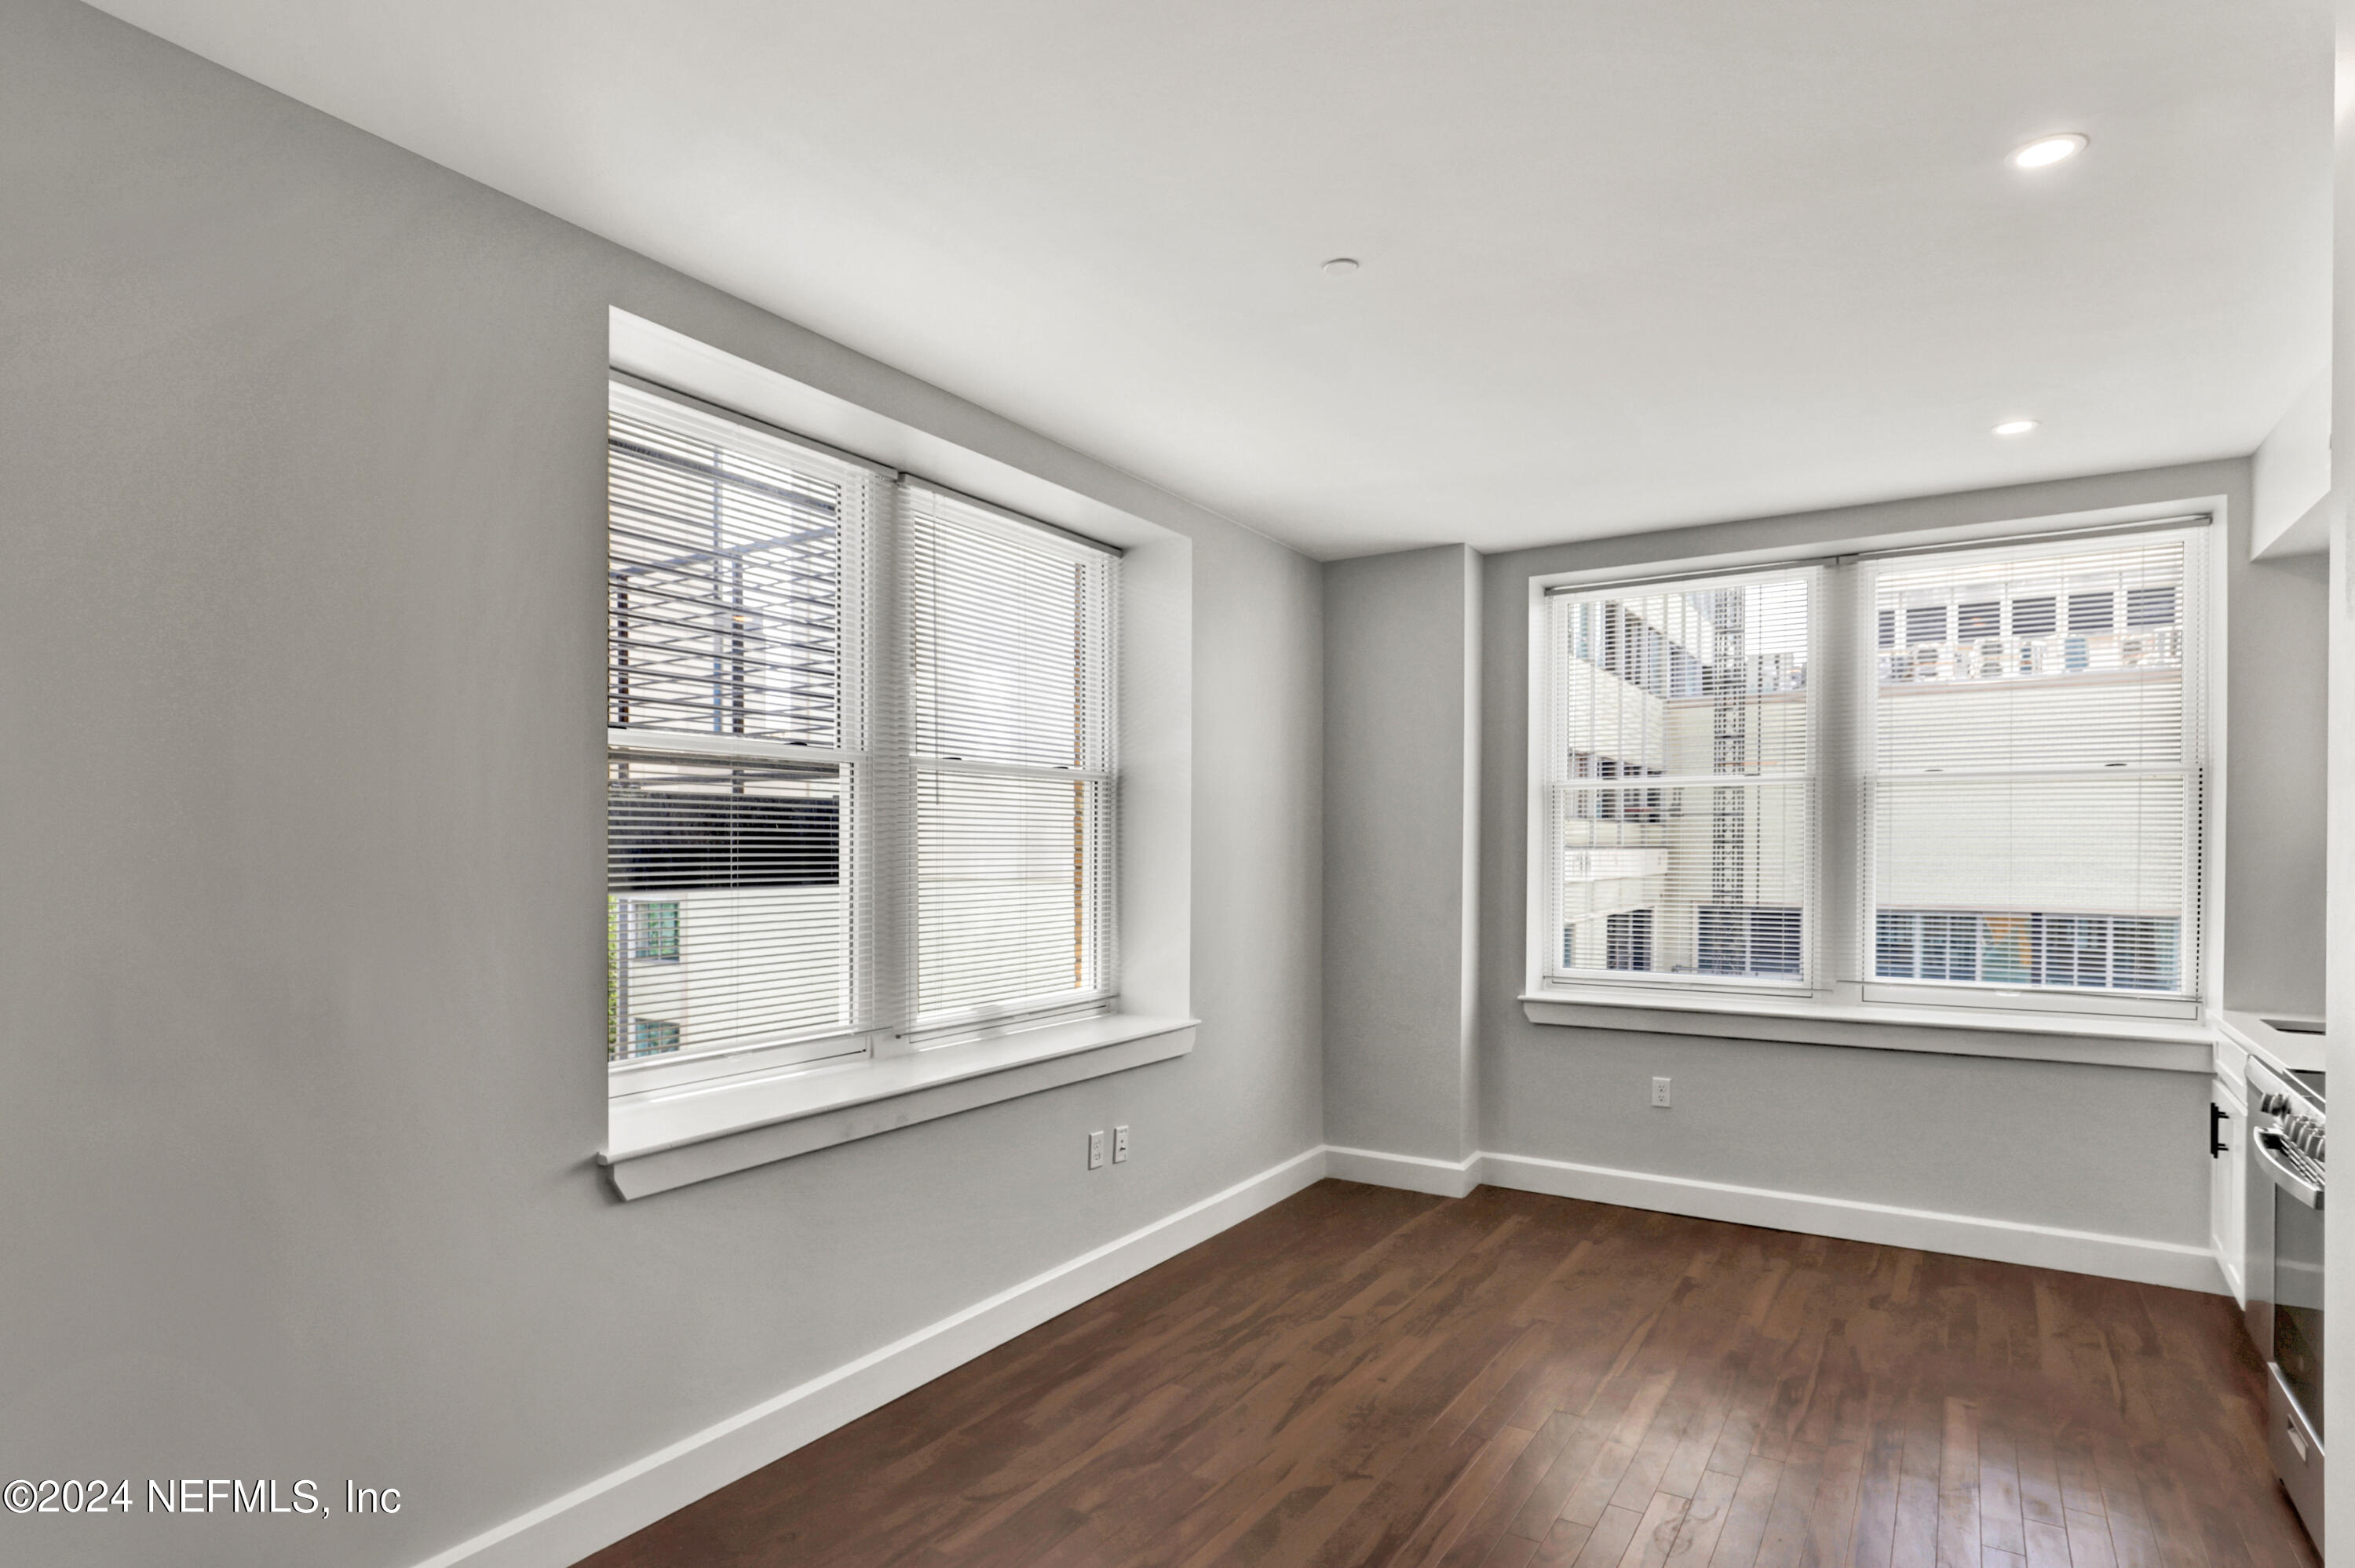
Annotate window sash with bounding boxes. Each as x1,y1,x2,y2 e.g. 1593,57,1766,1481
1540,567,1820,991
1857,529,2203,1005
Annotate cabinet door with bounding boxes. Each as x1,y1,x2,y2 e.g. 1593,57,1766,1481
2211,1074,2246,1304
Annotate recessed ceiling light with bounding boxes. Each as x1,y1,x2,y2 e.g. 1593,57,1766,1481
2009,133,2087,170
1992,418,2039,436
1320,257,1361,275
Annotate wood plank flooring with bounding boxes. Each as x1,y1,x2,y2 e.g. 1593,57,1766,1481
578,1180,2317,1568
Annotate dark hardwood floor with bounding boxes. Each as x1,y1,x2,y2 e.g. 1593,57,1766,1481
579,1180,2317,1568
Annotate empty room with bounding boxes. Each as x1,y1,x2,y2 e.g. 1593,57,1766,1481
5,1,2353,1566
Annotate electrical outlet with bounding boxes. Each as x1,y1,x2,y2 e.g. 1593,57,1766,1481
1113,1125,1130,1163
1651,1077,1672,1108
1088,1129,1106,1169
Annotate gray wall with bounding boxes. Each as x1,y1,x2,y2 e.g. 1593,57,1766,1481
2225,542,2331,1014
0,4,1321,1566
1322,545,1480,1161
1475,458,2325,1247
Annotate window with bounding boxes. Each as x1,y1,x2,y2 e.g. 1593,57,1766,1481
1543,571,1815,987
904,485,1119,1023
1865,533,2199,1008
606,381,1119,1091
1533,523,2209,1021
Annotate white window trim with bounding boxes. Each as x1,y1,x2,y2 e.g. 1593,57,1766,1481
599,309,1195,1197
601,1012,1198,1199
1522,494,2230,1057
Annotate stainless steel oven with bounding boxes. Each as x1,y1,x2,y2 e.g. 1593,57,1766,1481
2246,1056,2325,1544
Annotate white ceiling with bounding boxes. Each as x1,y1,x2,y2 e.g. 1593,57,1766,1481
93,0,2331,558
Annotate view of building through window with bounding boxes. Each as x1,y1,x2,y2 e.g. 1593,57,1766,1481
1550,573,1813,984
1867,536,2193,995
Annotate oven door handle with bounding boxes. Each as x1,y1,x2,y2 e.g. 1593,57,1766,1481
2255,1132,2325,1210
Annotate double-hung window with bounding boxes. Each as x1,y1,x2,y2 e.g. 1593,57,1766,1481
605,380,1119,1094
1532,522,2209,1023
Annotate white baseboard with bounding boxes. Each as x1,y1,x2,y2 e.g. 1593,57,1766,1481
407,1145,1330,1568
1324,1143,1479,1198
1477,1151,2225,1295
2211,1227,2247,1307
1321,1145,2220,1295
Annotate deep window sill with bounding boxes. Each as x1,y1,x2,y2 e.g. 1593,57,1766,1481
1521,989,2214,1073
601,1013,1198,1199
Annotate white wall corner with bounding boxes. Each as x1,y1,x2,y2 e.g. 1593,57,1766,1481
1325,1143,1481,1198
1457,545,1485,1161
2252,370,2332,559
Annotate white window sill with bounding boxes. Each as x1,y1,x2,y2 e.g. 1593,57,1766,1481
1521,989,2214,1073
600,1013,1198,1199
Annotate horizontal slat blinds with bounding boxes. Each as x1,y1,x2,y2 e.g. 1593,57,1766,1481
607,385,858,747
1863,532,2201,997
1543,570,1816,987
608,753,849,1059
905,485,1117,1023
607,385,878,1070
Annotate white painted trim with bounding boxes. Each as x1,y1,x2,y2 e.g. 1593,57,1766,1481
1320,1144,2221,1295
1324,1143,1480,1198
1521,995,2213,1074
407,1145,1329,1568
2214,1245,2247,1306
603,1016,1197,1199
1477,1151,2225,1295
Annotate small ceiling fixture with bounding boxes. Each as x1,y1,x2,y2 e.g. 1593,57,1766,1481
1320,257,1361,275
1992,418,2039,436
2009,133,2087,170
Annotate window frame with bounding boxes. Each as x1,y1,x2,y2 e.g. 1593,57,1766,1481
1524,512,2222,1034
604,377,1123,1102
1532,563,1827,1001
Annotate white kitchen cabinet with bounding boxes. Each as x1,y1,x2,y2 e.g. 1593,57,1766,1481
2211,1070,2247,1304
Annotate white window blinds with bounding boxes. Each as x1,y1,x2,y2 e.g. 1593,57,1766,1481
1863,531,2203,1000
907,486,1118,1024
1542,569,1816,988
606,382,1119,1085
